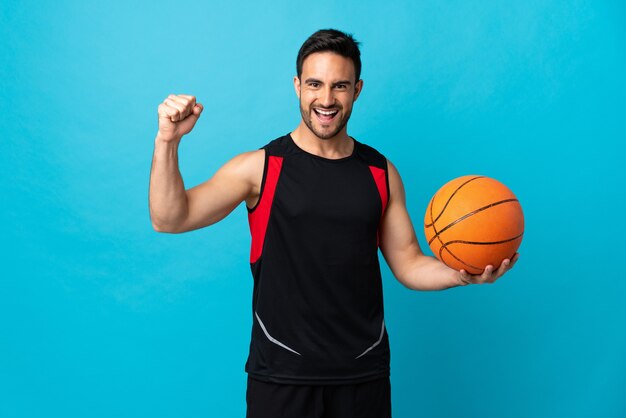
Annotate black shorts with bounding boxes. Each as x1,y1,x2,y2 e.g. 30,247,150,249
246,375,392,418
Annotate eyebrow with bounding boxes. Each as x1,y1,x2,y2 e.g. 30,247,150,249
304,78,353,87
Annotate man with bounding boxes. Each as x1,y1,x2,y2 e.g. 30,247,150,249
149,29,519,418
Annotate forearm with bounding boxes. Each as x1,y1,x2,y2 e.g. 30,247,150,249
149,135,188,232
401,254,467,291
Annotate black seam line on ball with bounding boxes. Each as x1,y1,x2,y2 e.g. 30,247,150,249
425,176,485,228
430,185,468,273
440,246,483,271
428,198,520,246
438,232,525,271
426,175,486,270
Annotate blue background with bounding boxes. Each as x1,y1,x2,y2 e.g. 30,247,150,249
2,0,625,417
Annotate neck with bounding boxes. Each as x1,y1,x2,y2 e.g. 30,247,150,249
291,122,353,159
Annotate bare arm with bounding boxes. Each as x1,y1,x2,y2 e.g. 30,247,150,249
379,160,518,290
148,94,263,233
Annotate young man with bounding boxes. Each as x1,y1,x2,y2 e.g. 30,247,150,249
149,29,518,418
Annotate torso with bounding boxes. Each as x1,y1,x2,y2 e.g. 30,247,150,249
244,133,391,385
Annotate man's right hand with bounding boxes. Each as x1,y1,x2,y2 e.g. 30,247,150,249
157,94,204,142
150,92,264,233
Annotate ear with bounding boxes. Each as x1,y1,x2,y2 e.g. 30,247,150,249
293,76,301,99
353,79,364,102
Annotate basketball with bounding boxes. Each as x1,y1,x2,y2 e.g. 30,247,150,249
424,175,524,275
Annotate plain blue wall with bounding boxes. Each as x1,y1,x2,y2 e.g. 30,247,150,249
1,0,625,417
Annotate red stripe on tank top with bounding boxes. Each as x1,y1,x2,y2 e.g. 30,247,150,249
368,165,388,247
248,156,283,264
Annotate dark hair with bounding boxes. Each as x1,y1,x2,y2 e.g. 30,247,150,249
296,29,362,81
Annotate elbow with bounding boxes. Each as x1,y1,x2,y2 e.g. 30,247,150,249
151,221,169,233
152,224,183,234
152,222,167,233
151,218,183,234
149,207,187,233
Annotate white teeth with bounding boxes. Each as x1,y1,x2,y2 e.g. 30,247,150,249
315,109,338,116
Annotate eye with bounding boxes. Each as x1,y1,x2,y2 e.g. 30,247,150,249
335,84,347,89
308,82,320,88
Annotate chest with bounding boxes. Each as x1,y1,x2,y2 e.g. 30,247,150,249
272,156,382,229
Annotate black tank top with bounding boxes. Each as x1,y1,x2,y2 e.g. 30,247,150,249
245,133,390,385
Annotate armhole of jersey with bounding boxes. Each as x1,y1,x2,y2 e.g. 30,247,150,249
368,158,389,249
247,153,284,264
246,148,268,213
368,163,389,216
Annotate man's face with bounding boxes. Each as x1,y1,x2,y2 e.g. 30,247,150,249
294,52,363,140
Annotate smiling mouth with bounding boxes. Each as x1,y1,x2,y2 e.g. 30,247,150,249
313,108,339,123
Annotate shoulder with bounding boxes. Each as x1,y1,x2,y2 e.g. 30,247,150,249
230,148,265,165
225,133,293,186
217,149,264,188
226,132,289,172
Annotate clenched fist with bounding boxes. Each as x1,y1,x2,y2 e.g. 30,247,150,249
157,94,204,142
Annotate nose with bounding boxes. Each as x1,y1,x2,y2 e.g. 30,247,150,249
318,86,335,107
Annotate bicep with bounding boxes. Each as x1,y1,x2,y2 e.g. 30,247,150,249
176,149,263,233
379,160,425,282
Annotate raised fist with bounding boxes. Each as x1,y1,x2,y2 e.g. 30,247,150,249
157,94,204,142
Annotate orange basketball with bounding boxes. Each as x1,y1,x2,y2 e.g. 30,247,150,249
424,175,524,275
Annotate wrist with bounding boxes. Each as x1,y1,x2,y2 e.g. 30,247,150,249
154,134,181,159
457,275,472,286
155,132,182,146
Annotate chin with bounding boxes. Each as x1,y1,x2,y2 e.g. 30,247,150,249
311,125,343,140
313,128,340,140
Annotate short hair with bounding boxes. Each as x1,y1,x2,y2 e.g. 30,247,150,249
296,29,362,81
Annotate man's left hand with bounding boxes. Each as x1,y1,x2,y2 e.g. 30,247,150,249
458,252,520,285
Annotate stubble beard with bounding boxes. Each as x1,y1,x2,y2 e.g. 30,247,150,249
299,99,352,140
